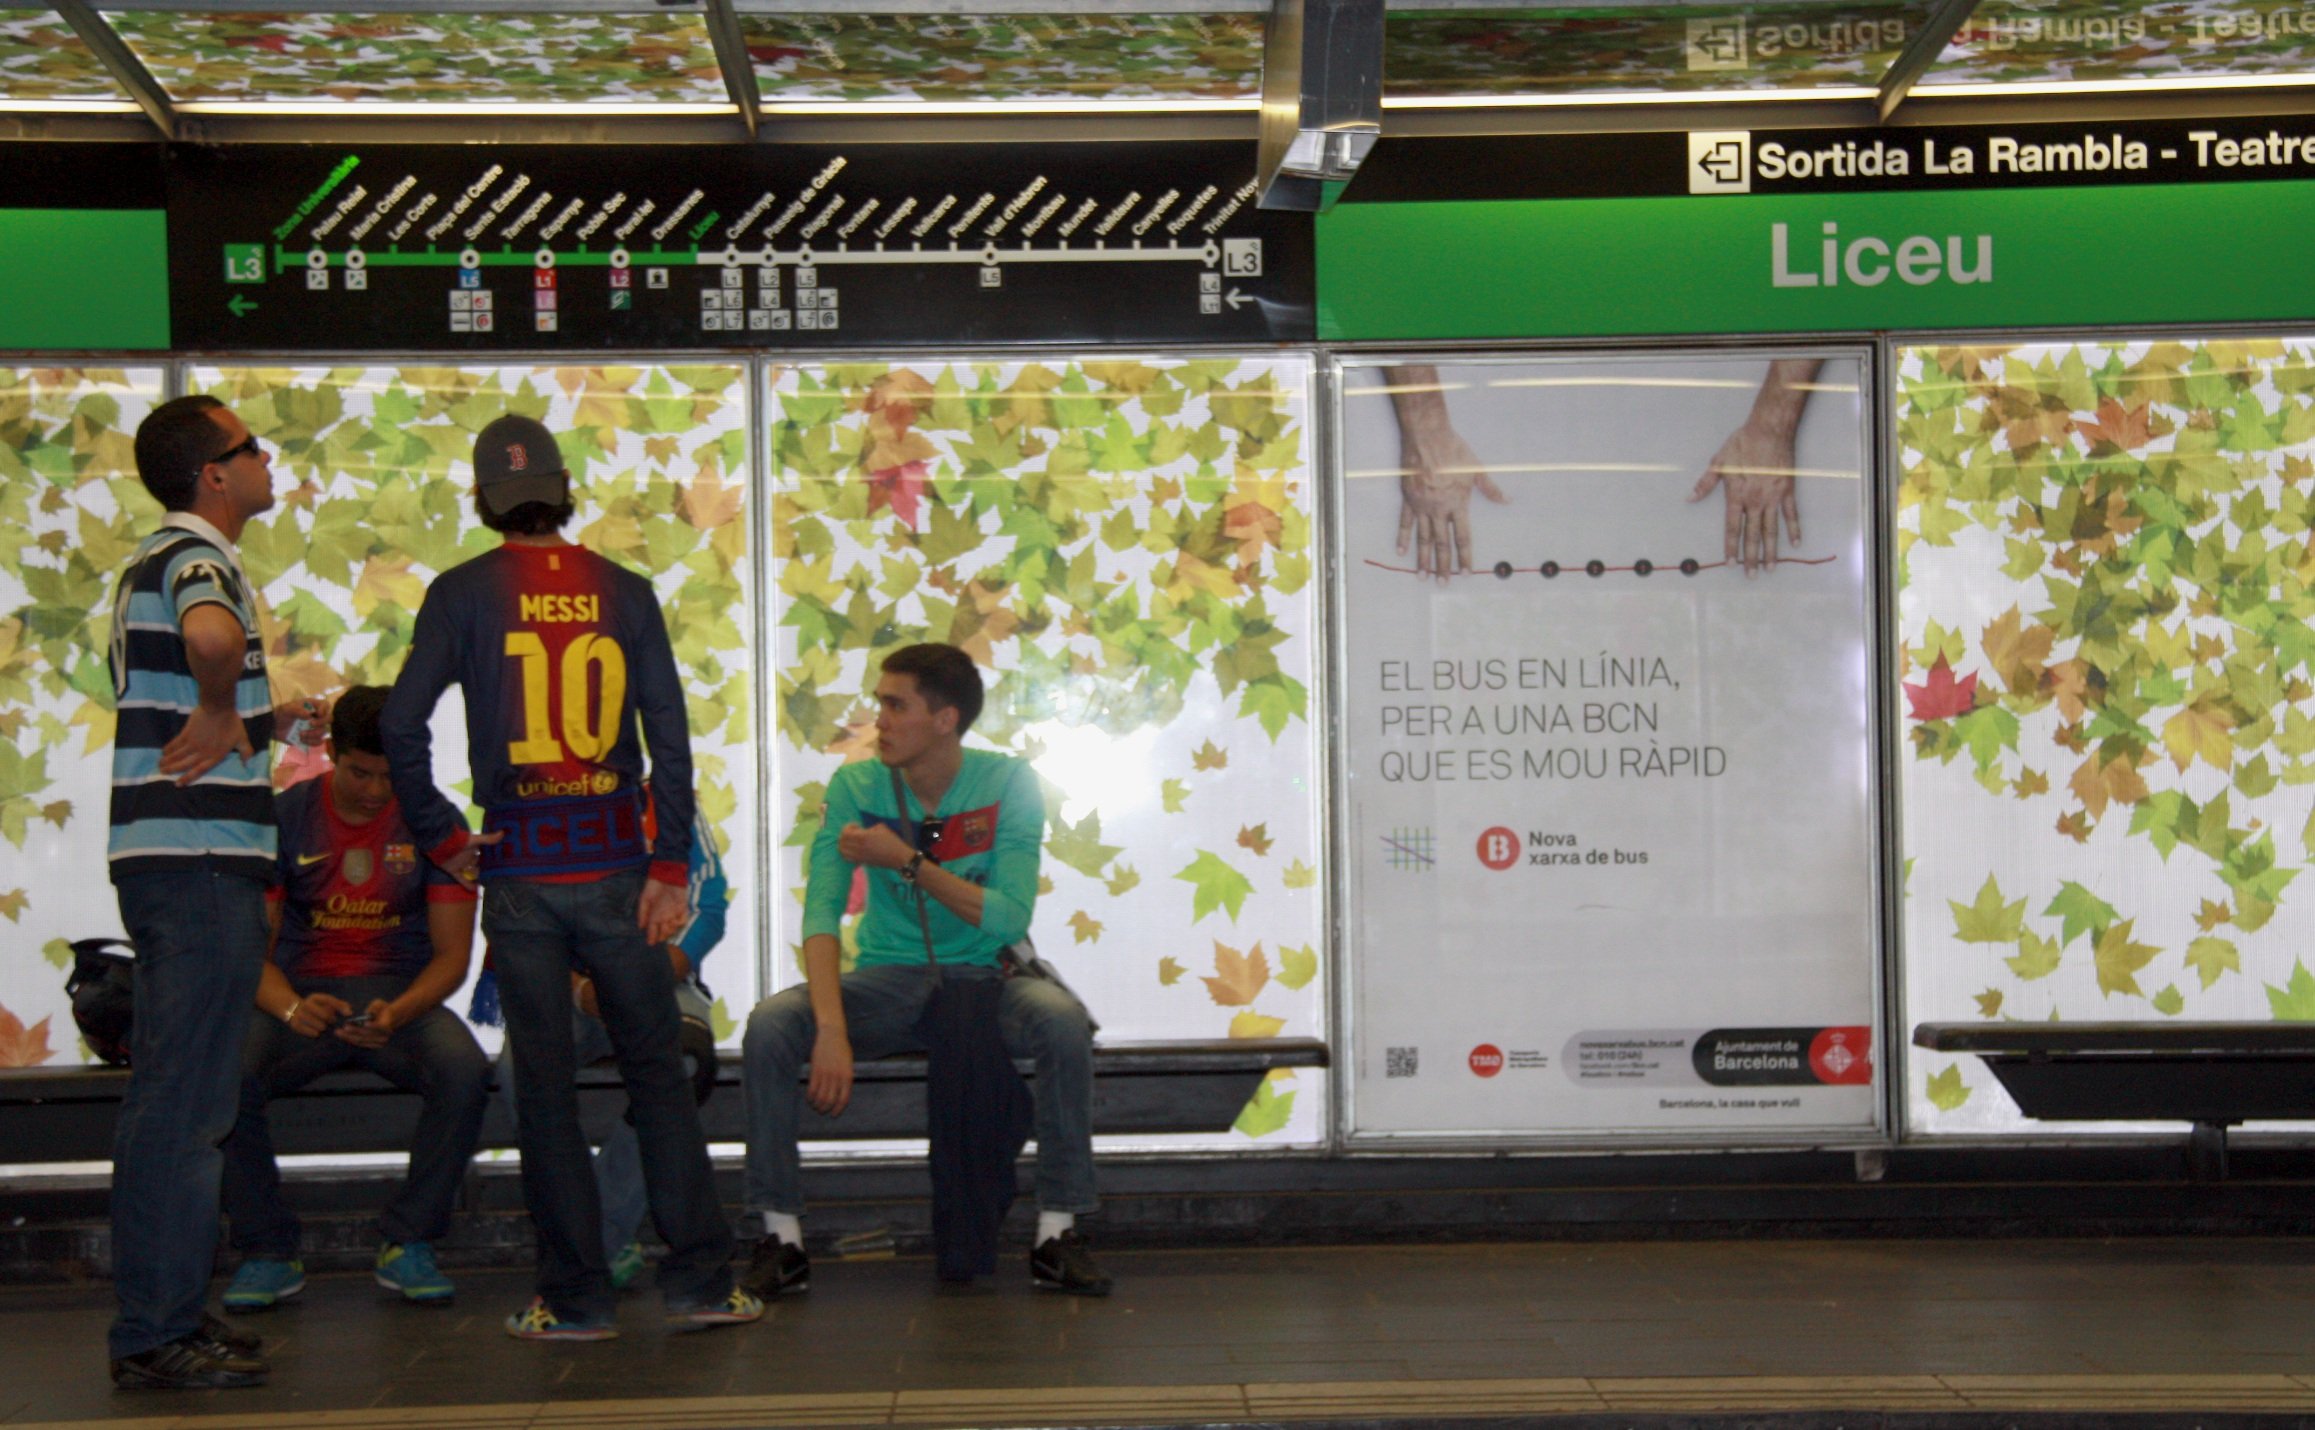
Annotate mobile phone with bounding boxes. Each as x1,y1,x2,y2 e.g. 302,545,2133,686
342,1010,375,1027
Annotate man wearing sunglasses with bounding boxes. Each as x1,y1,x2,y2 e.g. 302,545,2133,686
105,397,294,1390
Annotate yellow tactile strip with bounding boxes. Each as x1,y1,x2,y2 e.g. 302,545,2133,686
22,1374,2315,1428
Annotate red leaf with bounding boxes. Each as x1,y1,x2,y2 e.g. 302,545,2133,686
864,460,929,529
1903,655,1979,721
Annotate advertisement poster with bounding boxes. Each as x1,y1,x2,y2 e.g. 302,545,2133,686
1338,351,1881,1143
1897,337,2315,1136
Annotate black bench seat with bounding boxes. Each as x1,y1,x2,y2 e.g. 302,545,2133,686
0,1038,1330,1166
1912,1021,2315,1179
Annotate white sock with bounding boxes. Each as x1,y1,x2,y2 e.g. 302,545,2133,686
1036,1210,1075,1244
764,1212,804,1248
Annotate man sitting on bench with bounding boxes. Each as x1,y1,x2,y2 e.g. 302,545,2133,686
740,642,1110,1298
219,685,491,1310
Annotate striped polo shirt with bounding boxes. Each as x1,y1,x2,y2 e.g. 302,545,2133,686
106,512,277,882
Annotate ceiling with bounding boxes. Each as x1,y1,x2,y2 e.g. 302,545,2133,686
4,0,2313,150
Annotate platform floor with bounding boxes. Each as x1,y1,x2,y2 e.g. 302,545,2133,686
7,1237,2315,1427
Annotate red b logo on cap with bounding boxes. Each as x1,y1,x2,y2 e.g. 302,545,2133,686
508,445,528,471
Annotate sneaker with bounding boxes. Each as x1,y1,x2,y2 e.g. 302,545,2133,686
738,1237,810,1298
375,1241,453,1304
221,1257,305,1312
504,1297,617,1342
667,1287,764,1332
608,1240,646,1292
197,1312,263,1358
112,1334,268,1390
1029,1229,1113,1297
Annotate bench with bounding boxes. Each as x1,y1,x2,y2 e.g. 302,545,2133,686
0,1038,1331,1165
1913,1021,2315,1180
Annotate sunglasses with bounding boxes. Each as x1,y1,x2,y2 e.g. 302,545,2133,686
210,434,263,465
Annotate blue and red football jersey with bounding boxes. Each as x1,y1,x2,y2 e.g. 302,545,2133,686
269,776,475,982
382,541,693,885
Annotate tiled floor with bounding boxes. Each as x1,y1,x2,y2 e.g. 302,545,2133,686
9,1237,2315,1426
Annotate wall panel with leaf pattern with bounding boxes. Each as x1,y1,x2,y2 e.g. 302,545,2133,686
0,367,165,1067
768,356,1326,1145
1897,337,2315,1133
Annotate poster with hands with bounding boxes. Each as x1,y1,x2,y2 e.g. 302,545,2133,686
1337,350,1883,1143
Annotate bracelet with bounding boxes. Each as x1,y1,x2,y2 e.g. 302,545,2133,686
282,999,301,1026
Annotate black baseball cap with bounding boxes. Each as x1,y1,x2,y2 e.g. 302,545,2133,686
473,414,569,515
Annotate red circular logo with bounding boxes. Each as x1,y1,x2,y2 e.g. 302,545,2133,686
1468,1044,1505,1077
1476,827,1520,870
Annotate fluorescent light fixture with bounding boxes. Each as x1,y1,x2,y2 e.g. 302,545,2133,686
1385,85,1875,109
175,100,738,116
1788,382,1862,395
1343,383,1470,397
1348,462,1684,478
760,96,1256,115
1487,376,1755,390
1914,73,2315,99
0,98,141,112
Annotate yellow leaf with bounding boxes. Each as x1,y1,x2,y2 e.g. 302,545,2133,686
2094,918,2161,998
1158,956,1185,986
1202,941,1269,1006
1067,911,1102,944
1980,605,2054,694
1191,740,1227,772
350,553,425,619
1235,823,1272,857
679,467,744,531
1228,1010,1285,1039
2162,702,2235,773
1283,859,1315,889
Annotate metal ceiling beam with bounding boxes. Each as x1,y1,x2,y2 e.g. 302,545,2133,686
49,0,175,140
702,0,763,138
1257,0,1384,211
1877,0,1986,121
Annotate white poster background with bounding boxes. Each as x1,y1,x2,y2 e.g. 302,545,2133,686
1339,351,1882,1143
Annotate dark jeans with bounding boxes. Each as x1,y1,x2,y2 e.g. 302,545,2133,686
109,866,269,1360
222,974,491,1258
743,962,1100,1217
486,870,733,1320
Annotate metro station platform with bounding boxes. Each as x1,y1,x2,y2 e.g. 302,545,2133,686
3,1235,2314,1429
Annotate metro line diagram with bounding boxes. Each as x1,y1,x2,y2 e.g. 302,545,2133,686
1363,554,1840,579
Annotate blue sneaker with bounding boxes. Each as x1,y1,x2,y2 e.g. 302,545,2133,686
505,1297,618,1342
222,1258,304,1312
608,1240,646,1292
375,1241,453,1304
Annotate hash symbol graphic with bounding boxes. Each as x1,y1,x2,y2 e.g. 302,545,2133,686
1383,827,1436,870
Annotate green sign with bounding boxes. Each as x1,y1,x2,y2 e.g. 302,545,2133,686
1317,180,2315,339
0,210,169,350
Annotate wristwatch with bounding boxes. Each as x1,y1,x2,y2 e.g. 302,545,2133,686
900,851,925,884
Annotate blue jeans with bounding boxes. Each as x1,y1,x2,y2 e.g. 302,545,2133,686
485,871,732,1320
109,867,269,1360
742,962,1099,1217
223,974,491,1258
495,979,712,1263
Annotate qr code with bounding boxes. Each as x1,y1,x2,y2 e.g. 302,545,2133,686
1386,1047,1418,1079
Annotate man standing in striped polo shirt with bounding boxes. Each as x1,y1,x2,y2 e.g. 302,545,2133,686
105,396,289,1391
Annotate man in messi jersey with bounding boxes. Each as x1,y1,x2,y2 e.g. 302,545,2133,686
740,642,1110,1299
105,396,293,1390
380,414,756,1341
219,685,490,1313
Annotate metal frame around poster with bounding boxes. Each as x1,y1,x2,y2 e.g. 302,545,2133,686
1326,340,1891,1154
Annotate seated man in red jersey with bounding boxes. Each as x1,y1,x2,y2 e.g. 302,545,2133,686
218,685,491,1311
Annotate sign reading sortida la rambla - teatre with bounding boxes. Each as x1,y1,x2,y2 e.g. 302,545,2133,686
1317,120,2315,340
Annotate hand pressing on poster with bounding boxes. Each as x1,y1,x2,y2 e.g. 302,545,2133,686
1689,358,1823,576
1385,364,1508,582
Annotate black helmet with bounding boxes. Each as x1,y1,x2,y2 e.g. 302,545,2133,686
66,938,133,1066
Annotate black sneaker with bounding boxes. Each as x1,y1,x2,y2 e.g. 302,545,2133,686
197,1312,263,1358
738,1238,809,1298
1029,1229,1112,1297
112,1334,268,1390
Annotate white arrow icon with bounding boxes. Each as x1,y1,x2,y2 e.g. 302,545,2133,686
1225,287,1250,310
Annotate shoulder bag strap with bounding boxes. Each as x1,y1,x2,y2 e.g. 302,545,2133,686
890,764,939,971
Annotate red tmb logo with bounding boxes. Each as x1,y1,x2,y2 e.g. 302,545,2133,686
1476,827,1519,870
1468,1044,1505,1077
